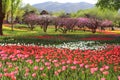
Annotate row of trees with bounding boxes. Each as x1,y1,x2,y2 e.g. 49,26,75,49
71,8,120,27
24,13,114,33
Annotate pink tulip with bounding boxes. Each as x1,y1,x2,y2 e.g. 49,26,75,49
52,60,58,63
0,63,2,68
104,66,109,70
34,66,39,71
103,71,109,75
40,67,44,71
24,73,29,77
62,61,66,64
32,73,36,77
41,73,46,77
47,66,51,70
0,73,2,78
118,76,120,80
67,60,71,64
11,75,16,80
57,69,62,73
100,68,104,72
62,66,67,71
80,63,84,68
15,67,19,70
70,66,76,70
73,61,78,64
25,68,29,72
90,68,95,74
85,65,89,69
54,63,60,67
36,59,40,62
54,71,59,76
45,62,50,66
101,78,106,80
4,73,10,77
3,68,8,72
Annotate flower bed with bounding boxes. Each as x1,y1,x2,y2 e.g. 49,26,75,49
53,41,106,50
0,45,120,80
35,35,74,40
80,37,114,41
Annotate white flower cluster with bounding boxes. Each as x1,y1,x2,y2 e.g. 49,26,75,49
0,41,107,50
53,41,107,50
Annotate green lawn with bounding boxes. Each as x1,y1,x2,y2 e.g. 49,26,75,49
0,25,120,45
3,25,100,37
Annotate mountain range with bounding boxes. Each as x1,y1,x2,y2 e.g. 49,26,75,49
33,1,95,13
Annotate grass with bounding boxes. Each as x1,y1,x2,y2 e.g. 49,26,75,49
3,25,99,37
0,24,120,45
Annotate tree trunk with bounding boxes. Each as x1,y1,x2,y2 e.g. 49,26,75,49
0,17,4,35
0,0,5,35
11,1,14,31
11,13,14,31
6,12,9,23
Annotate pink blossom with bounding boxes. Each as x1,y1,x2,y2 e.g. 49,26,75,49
118,76,120,80
45,62,50,66
62,61,66,64
100,68,104,72
104,65,109,70
52,60,58,63
73,61,78,64
15,67,19,70
80,63,84,68
0,62,2,67
11,75,16,80
54,63,60,67
57,69,62,73
41,73,46,77
8,64,13,68
62,66,67,71
85,65,89,69
36,59,40,62
54,71,59,76
0,73,2,78
4,73,10,77
67,60,71,64
26,59,33,64
32,73,36,77
94,67,98,71
34,66,39,71
47,66,51,70
70,66,76,70
103,71,109,75
4,68,8,72
25,68,29,72
40,67,44,71
24,73,29,77
90,68,95,74
101,78,106,80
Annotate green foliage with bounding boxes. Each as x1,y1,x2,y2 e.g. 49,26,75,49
22,4,39,14
15,8,25,23
114,13,120,27
52,11,66,17
71,8,118,21
11,0,22,14
2,0,11,14
96,0,120,11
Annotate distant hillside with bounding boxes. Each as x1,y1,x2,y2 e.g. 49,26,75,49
33,1,95,13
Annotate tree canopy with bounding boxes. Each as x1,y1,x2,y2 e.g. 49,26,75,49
96,0,120,11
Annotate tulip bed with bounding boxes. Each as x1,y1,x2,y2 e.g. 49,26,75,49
0,45,120,80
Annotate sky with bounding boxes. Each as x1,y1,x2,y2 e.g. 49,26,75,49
23,0,98,5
